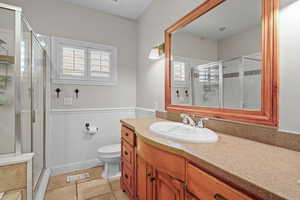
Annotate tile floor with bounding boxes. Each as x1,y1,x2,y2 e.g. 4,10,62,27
45,167,129,200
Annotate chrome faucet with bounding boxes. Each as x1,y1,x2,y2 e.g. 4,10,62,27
180,114,209,128
196,117,209,128
180,114,195,126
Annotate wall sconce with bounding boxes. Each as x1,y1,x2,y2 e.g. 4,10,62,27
148,43,165,60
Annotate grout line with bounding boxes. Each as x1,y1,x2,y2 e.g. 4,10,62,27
75,180,79,200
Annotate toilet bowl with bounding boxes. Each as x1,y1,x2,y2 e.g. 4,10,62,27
97,144,121,179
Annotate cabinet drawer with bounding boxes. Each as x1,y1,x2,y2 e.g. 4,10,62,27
121,163,134,194
137,138,185,181
121,125,135,146
186,163,253,200
122,140,134,168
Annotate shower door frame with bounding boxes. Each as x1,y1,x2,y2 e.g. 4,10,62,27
22,16,47,190
165,0,279,126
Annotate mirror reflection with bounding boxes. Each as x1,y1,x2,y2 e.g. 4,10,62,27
171,0,262,110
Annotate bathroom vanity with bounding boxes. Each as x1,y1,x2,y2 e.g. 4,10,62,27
120,118,300,200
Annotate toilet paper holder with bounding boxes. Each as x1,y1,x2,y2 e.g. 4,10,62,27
84,123,99,134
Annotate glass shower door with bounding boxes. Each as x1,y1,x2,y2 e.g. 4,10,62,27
223,58,243,109
191,63,220,108
32,35,45,188
20,18,32,153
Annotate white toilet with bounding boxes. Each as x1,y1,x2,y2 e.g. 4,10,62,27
97,144,121,179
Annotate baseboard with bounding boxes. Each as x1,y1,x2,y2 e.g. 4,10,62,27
51,159,103,176
34,168,51,200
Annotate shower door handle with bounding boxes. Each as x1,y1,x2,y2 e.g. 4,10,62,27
32,110,36,123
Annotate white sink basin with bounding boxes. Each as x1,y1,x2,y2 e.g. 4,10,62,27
149,121,218,143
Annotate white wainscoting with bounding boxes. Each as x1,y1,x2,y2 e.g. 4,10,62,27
135,107,156,118
49,107,136,175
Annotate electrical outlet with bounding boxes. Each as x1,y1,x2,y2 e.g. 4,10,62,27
63,97,73,105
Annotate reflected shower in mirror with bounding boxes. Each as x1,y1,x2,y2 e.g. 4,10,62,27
171,0,261,110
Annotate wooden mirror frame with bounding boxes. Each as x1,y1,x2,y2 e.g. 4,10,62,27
165,0,279,126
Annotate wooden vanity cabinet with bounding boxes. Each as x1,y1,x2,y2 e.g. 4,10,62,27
185,192,200,200
136,136,185,200
136,156,154,200
186,163,253,200
154,170,185,200
136,155,185,200
121,124,254,200
121,125,136,199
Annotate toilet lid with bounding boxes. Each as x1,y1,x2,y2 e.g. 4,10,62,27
98,144,121,154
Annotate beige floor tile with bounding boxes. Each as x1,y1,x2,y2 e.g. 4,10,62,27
47,167,103,191
78,178,111,200
113,191,129,200
45,185,77,200
87,193,116,200
2,190,22,200
108,177,121,191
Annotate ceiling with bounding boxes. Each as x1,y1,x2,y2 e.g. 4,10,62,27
177,0,299,41
62,0,153,20
177,0,261,40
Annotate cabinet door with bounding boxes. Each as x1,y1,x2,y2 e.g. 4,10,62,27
154,170,185,200
186,192,200,200
136,156,154,200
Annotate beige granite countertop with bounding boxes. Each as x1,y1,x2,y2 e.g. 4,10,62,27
121,118,300,200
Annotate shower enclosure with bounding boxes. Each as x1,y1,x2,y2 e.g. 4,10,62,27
0,3,48,192
191,53,261,110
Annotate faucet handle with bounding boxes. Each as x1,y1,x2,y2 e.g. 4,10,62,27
180,114,189,124
197,117,209,128
180,113,187,118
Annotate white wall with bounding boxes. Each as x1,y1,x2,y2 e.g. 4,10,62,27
173,31,218,61
2,0,137,110
279,1,300,133
218,26,261,60
49,108,135,174
137,0,300,134
137,0,206,111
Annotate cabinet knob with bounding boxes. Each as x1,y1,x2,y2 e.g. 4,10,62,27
150,177,156,182
125,174,128,179
125,132,129,136
147,173,152,177
124,151,128,155
214,194,228,200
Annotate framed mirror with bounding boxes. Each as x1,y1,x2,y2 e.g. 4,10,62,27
165,0,279,126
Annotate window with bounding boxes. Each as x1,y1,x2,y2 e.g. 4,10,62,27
197,65,219,83
52,37,117,85
89,50,111,78
172,57,189,87
62,47,85,77
173,61,186,82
